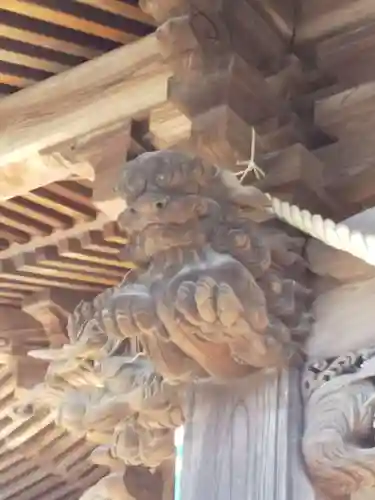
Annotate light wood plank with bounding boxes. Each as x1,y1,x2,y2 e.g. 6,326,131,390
0,153,92,203
9,263,119,287
76,0,156,26
0,26,100,59
2,200,69,229
149,102,192,149
0,74,34,88
297,0,375,43
0,49,69,73
0,272,103,292
0,213,109,261
1,0,137,44
23,191,93,222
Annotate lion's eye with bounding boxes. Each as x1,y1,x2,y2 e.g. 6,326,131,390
155,199,167,209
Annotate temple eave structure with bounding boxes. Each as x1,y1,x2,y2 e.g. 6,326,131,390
1,1,375,500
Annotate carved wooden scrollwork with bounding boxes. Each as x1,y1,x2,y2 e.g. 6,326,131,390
19,150,311,500
303,351,375,498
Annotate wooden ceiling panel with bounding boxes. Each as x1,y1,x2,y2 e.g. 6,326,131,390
0,48,69,72
0,0,155,94
1,1,139,42
76,0,156,24
0,72,34,87
0,362,106,500
0,175,130,303
0,25,100,58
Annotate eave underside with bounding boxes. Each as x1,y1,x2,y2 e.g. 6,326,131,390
0,1,375,500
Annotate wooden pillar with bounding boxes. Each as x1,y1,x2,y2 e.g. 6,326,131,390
180,370,316,500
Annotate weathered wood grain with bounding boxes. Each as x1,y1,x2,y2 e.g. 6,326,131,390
316,23,375,86
180,370,317,500
297,0,375,44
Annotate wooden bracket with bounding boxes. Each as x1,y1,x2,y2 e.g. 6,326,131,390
22,289,93,347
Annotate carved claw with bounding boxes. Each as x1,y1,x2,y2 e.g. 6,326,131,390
163,253,294,369
216,282,243,328
176,278,245,336
195,277,217,324
175,281,203,327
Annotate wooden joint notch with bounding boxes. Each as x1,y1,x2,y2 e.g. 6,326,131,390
140,0,222,24
43,122,131,220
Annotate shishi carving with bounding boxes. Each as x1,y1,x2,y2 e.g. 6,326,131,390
19,152,375,499
21,350,182,467
21,150,313,500
94,151,311,382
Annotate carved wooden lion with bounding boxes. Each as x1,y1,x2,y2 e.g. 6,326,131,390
24,151,313,500
92,151,311,381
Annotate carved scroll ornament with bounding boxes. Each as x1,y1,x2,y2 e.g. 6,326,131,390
303,350,375,498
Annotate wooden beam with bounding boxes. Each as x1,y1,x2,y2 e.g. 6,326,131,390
0,34,171,199
316,136,375,187
297,0,375,44
252,0,295,40
75,0,157,26
0,153,93,203
255,143,340,216
140,0,292,166
149,102,192,149
315,81,375,138
316,23,375,86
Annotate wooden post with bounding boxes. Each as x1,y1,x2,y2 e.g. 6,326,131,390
180,370,316,500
